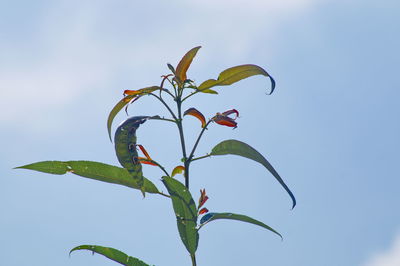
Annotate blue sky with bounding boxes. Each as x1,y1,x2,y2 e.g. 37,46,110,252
1,0,399,265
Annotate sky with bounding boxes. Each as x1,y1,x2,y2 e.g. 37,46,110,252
1,0,399,265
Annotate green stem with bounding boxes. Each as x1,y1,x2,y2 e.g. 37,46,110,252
181,90,198,102
187,120,212,161
157,191,171,198
191,154,211,162
191,254,197,266
176,98,189,188
161,88,175,99
138,158,170,177
149,93,178,121
149,116,176,123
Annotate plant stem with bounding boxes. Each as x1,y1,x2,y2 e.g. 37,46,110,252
181,90,198,102
187,120,212,161
139,159,170,177
149,116,176,123
191,154,211,162
149,93,178,121
176,98,189,188
191,254,197,266
157,191,171,198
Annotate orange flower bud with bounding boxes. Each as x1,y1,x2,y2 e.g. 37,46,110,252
137,145,157,166
198,208,209,215
198,189,209,209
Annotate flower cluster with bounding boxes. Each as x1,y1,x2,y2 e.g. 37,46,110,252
198,189,209,215
184,108,240,129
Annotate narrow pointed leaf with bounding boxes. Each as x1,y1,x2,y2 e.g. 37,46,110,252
15,161,159,194
124,86,161,96
175,46,201,82
167,63,176,75
199,212,282,239
107,86,161,142
210,139,296,209
199,88,218,94
198,64,275,94
162,176,198,255
70,245,150,266
107,95,135,142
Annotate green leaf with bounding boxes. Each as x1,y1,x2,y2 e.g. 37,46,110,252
162,176,198,255
175,46,201,82
199,88,218,94
107,95,135,142
198,64,275,94
15,161,159,194
70,245,151,266
210,139,296,209
167,63,176,75
107,86,161,142
199,212,282,239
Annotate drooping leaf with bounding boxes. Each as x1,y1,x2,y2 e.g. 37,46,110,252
175,46,201,82
107,86,161,142
162,176,198,255
184,107,206,128
70,245,150,266
198,88,218,94
199,212,282,239
210,139,296,209
198,64,275,94
15,161,159,194
171,166,185,177
124,86,161,96
107,95,136,142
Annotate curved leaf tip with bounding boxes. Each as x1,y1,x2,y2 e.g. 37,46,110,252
107,95,135,142
210,139,296,209
70,245,150,266
199,212,282,240
107,86,161,142
198,64,276,94
268,75,276,95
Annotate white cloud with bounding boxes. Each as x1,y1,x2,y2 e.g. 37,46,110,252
187,0,314,12
363,233,400,266
0,0,316,129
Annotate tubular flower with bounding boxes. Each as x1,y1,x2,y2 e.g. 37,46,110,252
198,208,209,215
198,189,209,209
212,108,239,128
221,109,239,119
137,144,157,166
184,107,206,128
